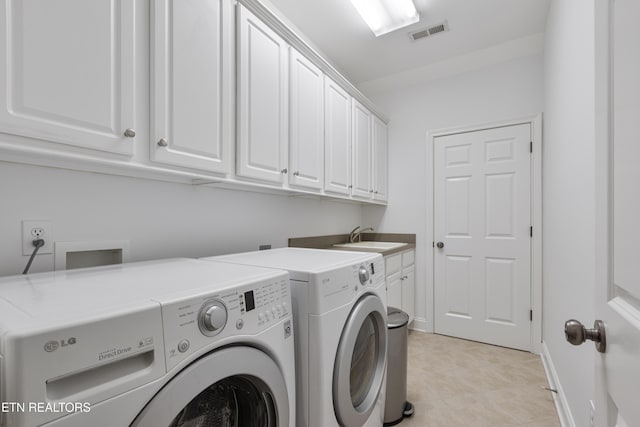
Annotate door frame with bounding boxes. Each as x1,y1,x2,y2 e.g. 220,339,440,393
425,114,542,353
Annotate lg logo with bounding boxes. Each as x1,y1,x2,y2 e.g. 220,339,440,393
44,337,77,352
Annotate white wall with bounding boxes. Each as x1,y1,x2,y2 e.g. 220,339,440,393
542,1,596,426
361,54,544,331
0,162,363,276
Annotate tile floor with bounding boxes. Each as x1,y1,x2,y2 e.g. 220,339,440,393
394,331,561,427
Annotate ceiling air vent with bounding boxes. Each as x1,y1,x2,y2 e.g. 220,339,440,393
409,21,449,41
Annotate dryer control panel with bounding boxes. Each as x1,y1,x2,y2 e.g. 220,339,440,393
158,271,291,371
307,254,385,314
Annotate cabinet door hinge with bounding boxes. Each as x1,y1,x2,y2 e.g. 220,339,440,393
432,241,435,248
530,310,533,322
530,226,533,237
530,141,533,153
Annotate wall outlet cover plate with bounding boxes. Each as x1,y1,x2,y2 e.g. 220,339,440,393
22,220,53,255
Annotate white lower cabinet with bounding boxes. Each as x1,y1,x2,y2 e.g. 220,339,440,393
385,249,415,323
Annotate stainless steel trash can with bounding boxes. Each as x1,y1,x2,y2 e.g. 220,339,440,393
384,306,414,426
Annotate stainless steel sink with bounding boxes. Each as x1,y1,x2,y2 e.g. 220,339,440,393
333,241,408,250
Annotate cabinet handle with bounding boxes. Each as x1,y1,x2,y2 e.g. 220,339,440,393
157,138,168,147
375,191,379,194
370,189,374,193
348,185,353,189
281,168,288,174
293,171,300,176
123,128,136,138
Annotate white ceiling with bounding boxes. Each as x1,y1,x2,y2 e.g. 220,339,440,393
266,0,551,84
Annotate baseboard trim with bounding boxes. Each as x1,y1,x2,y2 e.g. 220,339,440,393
409,317,429,332
540,341,575,427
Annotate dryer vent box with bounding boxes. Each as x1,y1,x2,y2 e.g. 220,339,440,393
55,240,130,270
65,249,123,270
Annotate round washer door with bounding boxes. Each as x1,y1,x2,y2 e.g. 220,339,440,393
132,347,289,427
333,294,387,427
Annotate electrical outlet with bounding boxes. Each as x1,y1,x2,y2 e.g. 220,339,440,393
22,220,53,255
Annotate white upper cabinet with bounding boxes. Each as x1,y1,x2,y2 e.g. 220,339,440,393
372,116,388,202
237,4,289,184
288,49,324,190
0,0,388,203
324,78,352,196
0,0,136,155
352,99,372,200
150,0,232,174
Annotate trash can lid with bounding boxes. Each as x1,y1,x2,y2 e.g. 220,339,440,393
387,306,409,329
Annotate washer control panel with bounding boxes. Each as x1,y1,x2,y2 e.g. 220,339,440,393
198,299,228,336
159,272,291,371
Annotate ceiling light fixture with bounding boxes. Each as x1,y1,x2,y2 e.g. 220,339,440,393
349,0,420,37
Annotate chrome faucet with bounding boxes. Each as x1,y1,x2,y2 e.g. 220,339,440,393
348,226,374,243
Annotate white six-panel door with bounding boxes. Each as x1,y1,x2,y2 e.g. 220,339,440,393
434,124,532,351
150,0,231,173
0,0,135,155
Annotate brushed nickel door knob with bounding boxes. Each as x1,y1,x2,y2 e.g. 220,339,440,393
123,128,136,138
564,319,606,353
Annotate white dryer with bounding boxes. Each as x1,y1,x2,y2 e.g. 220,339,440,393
203,248,387,427
0,258,295,427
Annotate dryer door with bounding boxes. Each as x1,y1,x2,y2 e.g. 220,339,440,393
333,294,387,427
131,347,289,427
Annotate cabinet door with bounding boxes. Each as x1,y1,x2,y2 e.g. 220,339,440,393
372,116,388,202
289,49,323,190
401,265,415,323
324,78,351,195
387,271,402,309
237,5,288,183
352,100,372,200
401,249,415,268
151,0,231,173
0,0,135,155
385,253,401,276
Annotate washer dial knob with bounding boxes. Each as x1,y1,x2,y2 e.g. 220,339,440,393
358,265,370,285
198,300,228,336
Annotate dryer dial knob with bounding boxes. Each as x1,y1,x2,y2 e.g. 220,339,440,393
358,265,370,285
199,300,228,336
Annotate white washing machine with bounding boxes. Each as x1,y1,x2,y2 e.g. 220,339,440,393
0,258,295,427
203,248,387,427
